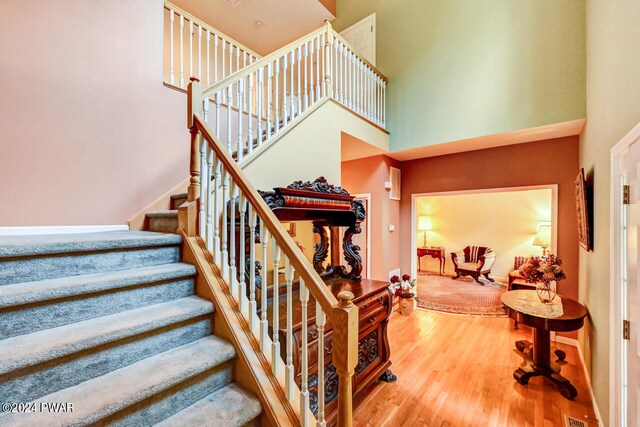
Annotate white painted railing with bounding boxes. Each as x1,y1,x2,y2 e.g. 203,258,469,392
183,80,359,426
193,22,387,166
164,1,261,89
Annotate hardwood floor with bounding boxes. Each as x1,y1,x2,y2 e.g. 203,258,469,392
353,309,599,427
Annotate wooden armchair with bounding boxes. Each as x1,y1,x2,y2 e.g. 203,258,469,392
451,246,496,285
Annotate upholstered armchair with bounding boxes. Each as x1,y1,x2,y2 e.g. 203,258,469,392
508,256,538,291
450,246,496,285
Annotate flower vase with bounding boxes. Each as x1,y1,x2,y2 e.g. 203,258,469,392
536,281,557,304
398,297,416,316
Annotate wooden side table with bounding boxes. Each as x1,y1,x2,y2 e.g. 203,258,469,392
417,246,445,276
501,290,588,399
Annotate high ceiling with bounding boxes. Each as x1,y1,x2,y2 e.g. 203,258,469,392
170,0,334,56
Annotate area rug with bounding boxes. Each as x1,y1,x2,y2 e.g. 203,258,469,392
416,273,507,316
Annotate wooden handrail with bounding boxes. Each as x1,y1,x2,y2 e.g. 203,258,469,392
192,115,339,316
202,26,327,98
164,1,261,60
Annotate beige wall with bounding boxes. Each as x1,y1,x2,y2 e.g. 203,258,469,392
416,189,553,280
579,1,640,422
332,0,586,152
0,0,188,226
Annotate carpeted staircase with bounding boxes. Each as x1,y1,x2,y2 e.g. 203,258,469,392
0,230,261,426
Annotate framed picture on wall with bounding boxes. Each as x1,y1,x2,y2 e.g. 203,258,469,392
575,168,591,251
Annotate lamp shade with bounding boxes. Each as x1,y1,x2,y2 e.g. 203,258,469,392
418,216,433,231
533,222,551,247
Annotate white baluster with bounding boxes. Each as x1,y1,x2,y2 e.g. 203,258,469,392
282,55,287,128
316,301,326,427
267,63,273,139
212,155,221,262
248,205,258,331
260,224,270,354
189,21,193,81
229,182,237,294
229,41,233,75
214,35,219,83
299,277,310,427
206,31,210,86
284,257,295,401
179,15,184,87
169,9,175,85
227,85,233,154
247,71,254,155
221,167,229,278
275,57,281,132
236,45,240,73
222,39,226,81
290,49,295,118
310,39,315,104
297,47,302,116
198,25,202,81
257,67,263,146
198,132,207,239
238,194,247,311
321,33,326,98
272,241,281,375
315,36,321,101
206,148,214,252
304,42,309,110
237,78,244,162
382,80,386,126
203,96,209,124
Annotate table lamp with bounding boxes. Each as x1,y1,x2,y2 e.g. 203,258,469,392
418,215,432,247
533,222,551,256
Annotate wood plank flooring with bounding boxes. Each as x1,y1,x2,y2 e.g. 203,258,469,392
353,309,599,427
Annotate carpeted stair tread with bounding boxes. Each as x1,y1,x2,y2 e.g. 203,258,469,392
155,383,262,427
0,263,196,308
146,210,178,218
0,230,182,259
0,336,236,427
0,296,213,375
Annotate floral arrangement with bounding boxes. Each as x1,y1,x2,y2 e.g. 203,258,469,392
388,274,417,299
519,254,566,284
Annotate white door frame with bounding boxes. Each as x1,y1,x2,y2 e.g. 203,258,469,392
339,13,376,66
610,121,640,427
409,185,559,281
353,193,372,279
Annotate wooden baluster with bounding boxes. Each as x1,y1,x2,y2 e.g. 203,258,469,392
316,301,326,427
187,78,202,204
283,55,288,128
206,31,210,86
276,57,281,132
299,277,310,427
227,85,233,154
221,166,229,278
297,47,302,116
272,241,281,375
309,39,315,105
260,223,270,354
229,182,237,294
248,205,258,331
179,15,184,87
267,63,273,140
238,194,247,311
333,291,358,427
247,71,254,155
257,67,263,147
290,48,295,118
206,148,216,253
237,78,244,162
169,9,175,85
284,257,295,401
189,21,193,81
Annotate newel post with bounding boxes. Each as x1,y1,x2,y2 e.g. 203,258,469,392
187,77,203,203
324,20,334,97
332,291,358,427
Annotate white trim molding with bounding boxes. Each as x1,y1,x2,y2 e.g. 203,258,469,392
0,225,130,236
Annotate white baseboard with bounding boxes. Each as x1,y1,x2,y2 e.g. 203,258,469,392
0,225,130,236
552,335,603,426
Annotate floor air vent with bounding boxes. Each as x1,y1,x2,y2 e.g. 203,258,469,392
564,415,588,427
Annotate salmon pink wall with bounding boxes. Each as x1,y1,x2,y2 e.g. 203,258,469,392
400,136,580,301
342,155,401,281
0,0,188,226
